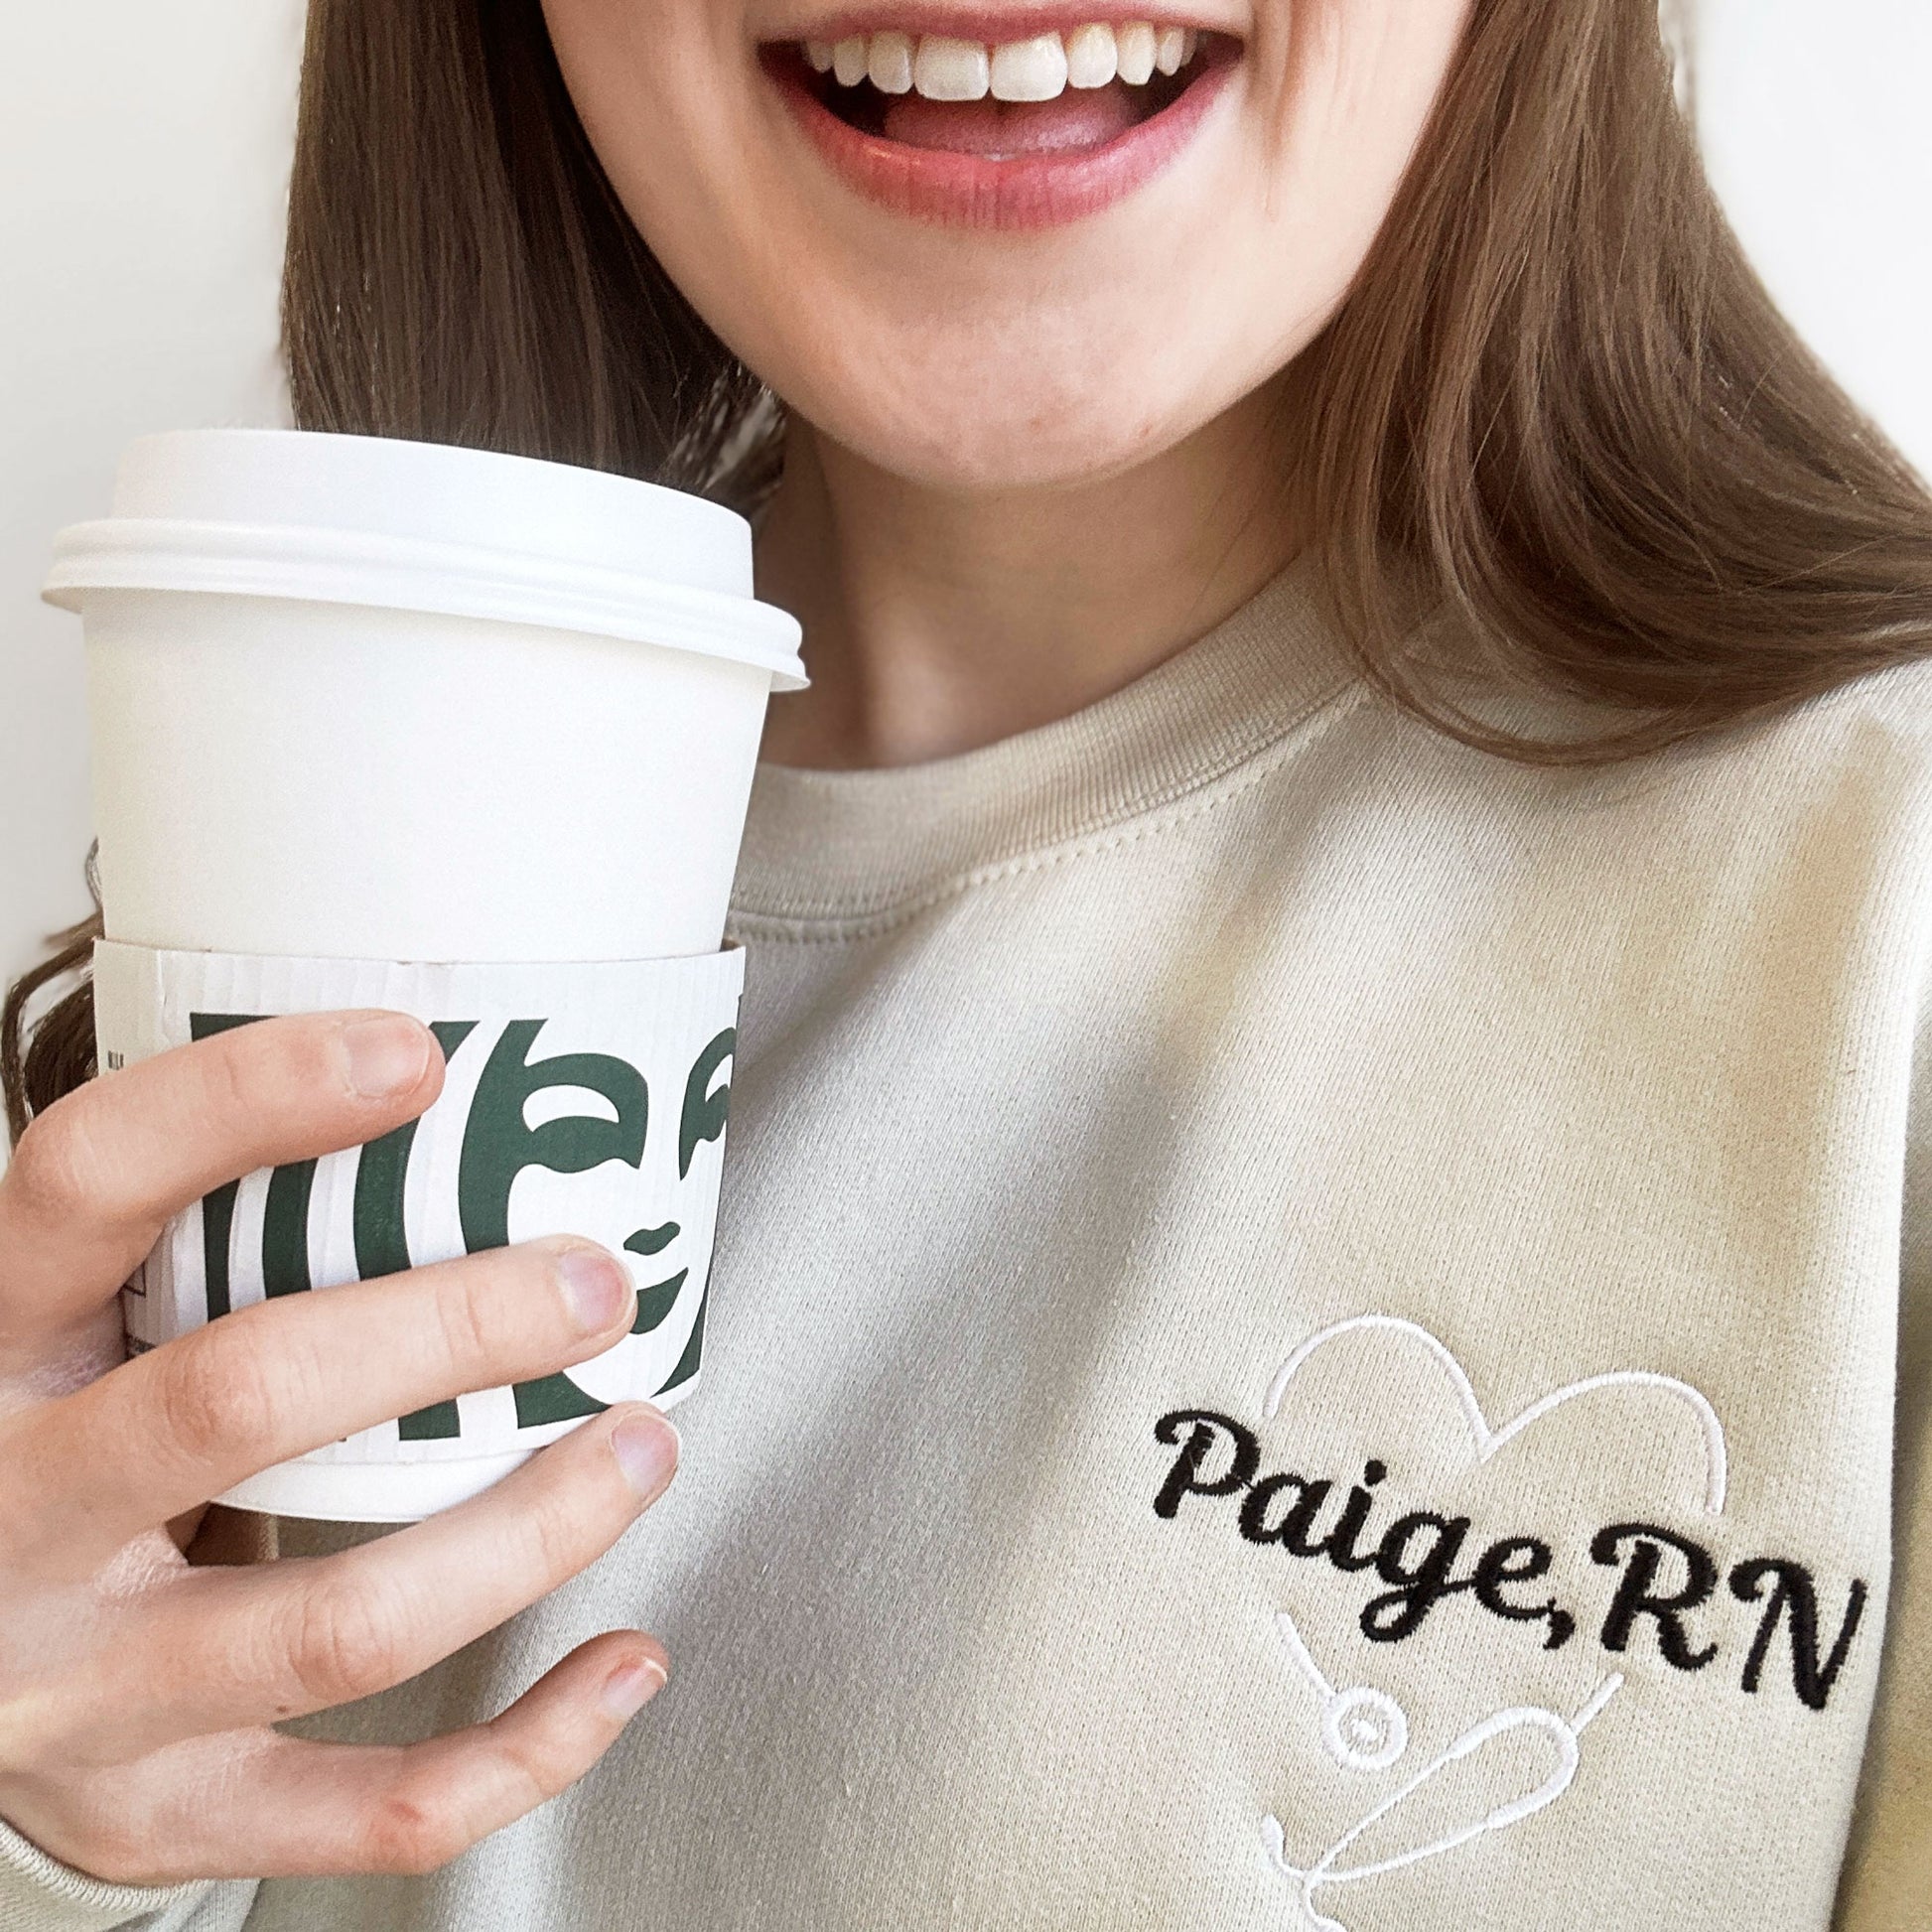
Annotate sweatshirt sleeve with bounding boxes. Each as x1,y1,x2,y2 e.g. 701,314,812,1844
0,1821,256,1932
1832,988,1932,1930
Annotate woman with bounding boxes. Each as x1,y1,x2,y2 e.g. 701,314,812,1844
0,0,1927,1926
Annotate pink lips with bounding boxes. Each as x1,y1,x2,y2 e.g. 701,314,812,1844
760,40,1240,230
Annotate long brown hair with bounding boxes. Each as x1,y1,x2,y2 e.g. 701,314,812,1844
10,0,1932,1135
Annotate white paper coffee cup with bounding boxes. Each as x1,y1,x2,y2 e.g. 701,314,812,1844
45,428,806,961
44,430,805,1520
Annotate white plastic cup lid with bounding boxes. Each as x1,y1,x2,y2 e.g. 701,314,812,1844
42,428,807,691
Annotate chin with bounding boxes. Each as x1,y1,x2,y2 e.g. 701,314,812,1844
785,340,1202,491
858,413,1174,490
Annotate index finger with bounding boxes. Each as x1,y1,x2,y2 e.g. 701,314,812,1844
0,1011,443,1349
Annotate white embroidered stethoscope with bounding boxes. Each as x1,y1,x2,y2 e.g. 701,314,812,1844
1262,1602,1623,1932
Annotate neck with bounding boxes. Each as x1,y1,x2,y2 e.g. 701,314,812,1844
750,376,1307,771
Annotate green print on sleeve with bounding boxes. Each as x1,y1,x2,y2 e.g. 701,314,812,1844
363,1023,481,1443
186,1010,735,1439
355,1022,481,1277
681,1027,736,1177
187,1012,263,1320
459,1021,651,1254
511,1025,737,1427
455,1021,653,1431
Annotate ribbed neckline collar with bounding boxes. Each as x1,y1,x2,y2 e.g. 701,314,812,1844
728,548,1370,931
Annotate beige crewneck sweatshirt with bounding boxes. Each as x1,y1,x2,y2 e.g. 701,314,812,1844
3,554,1927,1931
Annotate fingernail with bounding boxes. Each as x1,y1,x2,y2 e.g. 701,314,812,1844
557,1246,631,1334
612,1409,680,1501
601,1655,667,1722
342,1016,431,1099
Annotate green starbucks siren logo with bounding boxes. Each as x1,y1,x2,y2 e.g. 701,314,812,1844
188,1012,737,1437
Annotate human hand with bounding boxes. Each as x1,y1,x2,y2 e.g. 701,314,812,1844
0,1011,678,1883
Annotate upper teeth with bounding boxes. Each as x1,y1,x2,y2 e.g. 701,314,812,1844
803,22,1201,102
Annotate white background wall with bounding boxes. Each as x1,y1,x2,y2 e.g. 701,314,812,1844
1,3,302,987
3,1,1931,992
1696,0,1932,481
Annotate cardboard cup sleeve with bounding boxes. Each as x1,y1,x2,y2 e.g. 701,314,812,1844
91,940,748,1523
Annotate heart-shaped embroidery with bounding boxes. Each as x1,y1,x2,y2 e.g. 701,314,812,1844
1263,1314,1726,1515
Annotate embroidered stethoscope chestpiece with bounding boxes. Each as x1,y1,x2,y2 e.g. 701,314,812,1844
1319,1685,1409,1773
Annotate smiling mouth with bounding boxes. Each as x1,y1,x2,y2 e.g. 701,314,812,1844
624,1223,689,1333
633,1270,690,1333
760,26,1241,159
